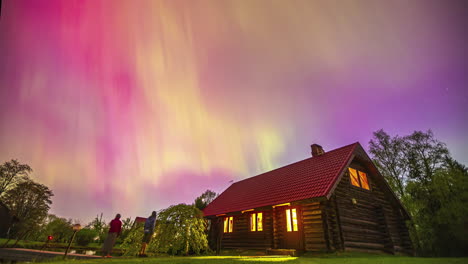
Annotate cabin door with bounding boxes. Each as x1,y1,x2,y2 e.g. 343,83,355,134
280,206,303,250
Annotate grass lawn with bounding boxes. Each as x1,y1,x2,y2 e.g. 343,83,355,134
45,253,468,264
0,238,123,250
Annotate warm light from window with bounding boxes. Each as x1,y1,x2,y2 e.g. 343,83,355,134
257,213,263,231
359,171,370,190
349,168,360,187
349,167,371,190
250,212,263,232
250,213,256,231
228,216,233,233
291,209,298,231
224,217,228,233
286,209,292,232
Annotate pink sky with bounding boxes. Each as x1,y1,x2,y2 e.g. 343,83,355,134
0,0,466,223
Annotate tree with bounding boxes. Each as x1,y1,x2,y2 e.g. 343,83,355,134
369,130,408,198
120,222,144,256
404,130,449,183
86,213,108,243
369,129,467,256
149,204,209,255
194,190,217,210
0,159,32,198
2,178,53,238
31,214,74,243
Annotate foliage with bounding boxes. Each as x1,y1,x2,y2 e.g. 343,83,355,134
149,204,210,255
116,217,134,243
30,214,74,243
194,190,217,210
120,222,144,256
369,130,408,197
86,213,108,243
369,130,468,256
0,159,32,198
75,228,98,246
2,178,53,238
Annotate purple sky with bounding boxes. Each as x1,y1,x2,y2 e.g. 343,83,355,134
0,0,467,223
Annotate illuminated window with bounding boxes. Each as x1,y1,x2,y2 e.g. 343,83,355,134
223,217,228,233
359,171,370,190
348,167,371,190
250,213,256,231
257,213,263,231
349,168,360,187
285,208,298,232
250,212,263,232
224,216,234,233
229,216,233,233
291,209,298,231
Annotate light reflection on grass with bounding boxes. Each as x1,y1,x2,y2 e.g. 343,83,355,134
235,257,297,262
186,256,297,262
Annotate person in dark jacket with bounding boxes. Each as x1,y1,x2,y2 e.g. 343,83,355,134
102,214,122,258
139,211,157,257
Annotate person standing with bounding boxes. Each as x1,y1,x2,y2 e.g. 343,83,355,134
139,211,157,257
102,214,122,258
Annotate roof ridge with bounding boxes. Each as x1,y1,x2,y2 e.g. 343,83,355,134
203,142,361,216
232,142,360,185
323,142,359,195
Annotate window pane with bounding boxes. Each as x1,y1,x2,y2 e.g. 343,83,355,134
229,217,233,233
250,213,256,231
359,171,370,190
292,209,298,231
349,168,360,187
223,217,228,233
257,213,263,231
285,209,292,232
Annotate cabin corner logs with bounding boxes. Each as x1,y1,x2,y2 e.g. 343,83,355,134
206,160,413,255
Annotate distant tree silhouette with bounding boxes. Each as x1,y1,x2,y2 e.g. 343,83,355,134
194,190,217,210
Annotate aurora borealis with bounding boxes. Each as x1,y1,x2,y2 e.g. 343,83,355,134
0,0,467,222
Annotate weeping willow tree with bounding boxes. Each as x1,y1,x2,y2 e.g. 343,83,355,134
120,222,144,256
149,204,209,255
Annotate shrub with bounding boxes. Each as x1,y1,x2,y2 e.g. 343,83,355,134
149,204,210,255
75,228,98,246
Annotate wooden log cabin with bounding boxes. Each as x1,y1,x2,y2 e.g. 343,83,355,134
203,143,413,255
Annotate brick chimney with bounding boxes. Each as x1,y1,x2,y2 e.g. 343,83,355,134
311,144,325,157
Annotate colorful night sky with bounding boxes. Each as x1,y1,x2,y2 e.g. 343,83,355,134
0,0,467,223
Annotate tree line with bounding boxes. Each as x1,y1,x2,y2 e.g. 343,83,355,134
1,129,466,256
0,160,216,253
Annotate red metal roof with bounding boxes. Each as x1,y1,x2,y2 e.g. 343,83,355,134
203,143,358,216
134,216,147,224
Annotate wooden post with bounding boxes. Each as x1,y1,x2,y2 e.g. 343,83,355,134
63,230,78,259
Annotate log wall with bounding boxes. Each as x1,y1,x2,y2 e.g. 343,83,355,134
295,201,327,252
330,161,413,254
219,210,274,249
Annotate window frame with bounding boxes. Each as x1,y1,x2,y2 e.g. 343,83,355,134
348,167,371,191
223,216,234,233
250,212,264,232
285,208,299,232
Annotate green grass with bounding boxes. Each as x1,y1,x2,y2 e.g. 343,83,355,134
0,238,46,248
44,253,468,264
0,238,123,250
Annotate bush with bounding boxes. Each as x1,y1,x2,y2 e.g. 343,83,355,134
149,204,210,255
75,228,98,246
